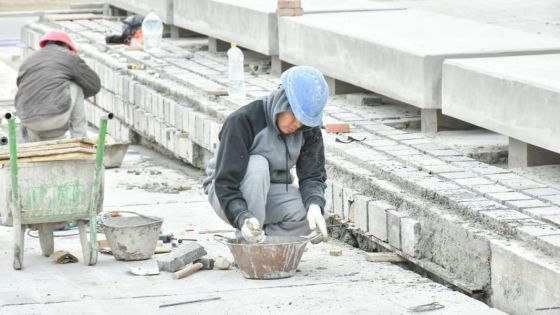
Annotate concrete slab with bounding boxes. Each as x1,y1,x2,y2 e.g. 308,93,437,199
443,54,560,157
279,9,560,111
111,0,174,24
172,0,399,56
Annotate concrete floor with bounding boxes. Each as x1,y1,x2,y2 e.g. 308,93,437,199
0,145,505,314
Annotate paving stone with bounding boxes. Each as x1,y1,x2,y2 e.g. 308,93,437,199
387,210,406,249
343,188,354,221
523,206,560,217
376,129,406,136
401,138,432,145
332,182,343,217
505,199,549,210
345,147,387,162
353,195,370,232
421,164,464,174
439,155,477,162
542,195,560,205
479,209,532,222
386,133,424,141
414,158,447,167
516,224,560,242
412,178,461,197
472,184,512,194
401,218,421,257
455,177,494,187
485,173,524,181
499,178,546,190
452,161,510,175
543,215,560,226
439,171,478,180
523,187,560,198
437,189,485,203
425,149,462,157
387,149,423,156
363,139,398,147
487,192,533,202
368,200,393,242
458,199,508,215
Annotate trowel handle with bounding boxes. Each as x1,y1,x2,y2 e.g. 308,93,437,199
172,262,203,280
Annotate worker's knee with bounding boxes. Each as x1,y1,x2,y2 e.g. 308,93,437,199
243,155,270,183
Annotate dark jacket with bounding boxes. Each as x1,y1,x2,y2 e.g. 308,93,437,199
15,44,101,122
204,88,327,229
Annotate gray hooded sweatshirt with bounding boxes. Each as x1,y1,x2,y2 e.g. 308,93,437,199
203,88,327,229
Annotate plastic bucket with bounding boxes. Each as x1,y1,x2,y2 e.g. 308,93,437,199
102,212,163,261
215,234,319,279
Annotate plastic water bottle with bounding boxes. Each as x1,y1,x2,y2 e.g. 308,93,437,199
227,42,246,98
142,11,163,53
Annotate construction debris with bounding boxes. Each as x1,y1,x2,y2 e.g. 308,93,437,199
129,266,159,276
214,256,231,270
329,250,342,256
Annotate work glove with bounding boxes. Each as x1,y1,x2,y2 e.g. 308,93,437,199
307,204,328,243
241,217,266,244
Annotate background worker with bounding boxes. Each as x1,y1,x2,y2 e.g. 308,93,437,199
204,66,330,243
15,30,100,143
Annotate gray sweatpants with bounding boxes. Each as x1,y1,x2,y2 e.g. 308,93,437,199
21,82,87,143
208,155,312,236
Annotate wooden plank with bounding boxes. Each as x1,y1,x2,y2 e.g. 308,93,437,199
0,152,94,164
0,147,95,160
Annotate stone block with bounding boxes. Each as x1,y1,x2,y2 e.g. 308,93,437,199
368,200,393,242
523,187,560,198
332,182,343,217
401,217,421,257
353,195,369,232
387,210,405,249
324,181,333,213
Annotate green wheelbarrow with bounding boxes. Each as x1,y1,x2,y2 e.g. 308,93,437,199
0,112,113,270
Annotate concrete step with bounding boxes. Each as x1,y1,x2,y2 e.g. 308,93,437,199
442,54,560,168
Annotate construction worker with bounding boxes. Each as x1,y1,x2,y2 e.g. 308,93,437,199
15,30,101,143
203,66,329,243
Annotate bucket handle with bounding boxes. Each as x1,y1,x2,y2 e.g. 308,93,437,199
105,210,160,222
213,234,233,245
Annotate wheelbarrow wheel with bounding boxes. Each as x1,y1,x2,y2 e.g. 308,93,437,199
38,224,55,257
77,220,97,266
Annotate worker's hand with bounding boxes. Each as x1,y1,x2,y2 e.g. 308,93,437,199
307,204,328,242
241,217,266,244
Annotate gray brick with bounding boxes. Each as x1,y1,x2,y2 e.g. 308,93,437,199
440,155,476,162
343,188,354,221
523,206,560,217
368,200,393,241
542,195,560,205
332,182,343,217
401,218,421,257
353,195,369,232
425,149,462,156
345,147,387,162
472,184,512,194
479,209,532,224
455,177,493,186
401,138,432,145
459,200,508,215
439,171,478,180
487,192,533,202
452,161,509,175
437,189,485,203
516,224,560,242
499,179,546,190
506,199,549,210
537,234,560,258
421,164,464,174
387,210,406,249
523,187,560,198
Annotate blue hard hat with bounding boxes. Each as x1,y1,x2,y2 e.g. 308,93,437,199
281,66,329,127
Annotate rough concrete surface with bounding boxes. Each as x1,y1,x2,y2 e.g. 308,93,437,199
0,146,505,315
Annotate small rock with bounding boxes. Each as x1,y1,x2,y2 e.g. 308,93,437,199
330,249,342,256
214,256,231,270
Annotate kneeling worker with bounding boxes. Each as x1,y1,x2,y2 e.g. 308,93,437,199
15,30,101,142
204,66,330,243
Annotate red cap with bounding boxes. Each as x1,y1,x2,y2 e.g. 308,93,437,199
39,30,77,53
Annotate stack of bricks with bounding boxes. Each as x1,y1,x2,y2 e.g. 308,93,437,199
277,0,303,16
